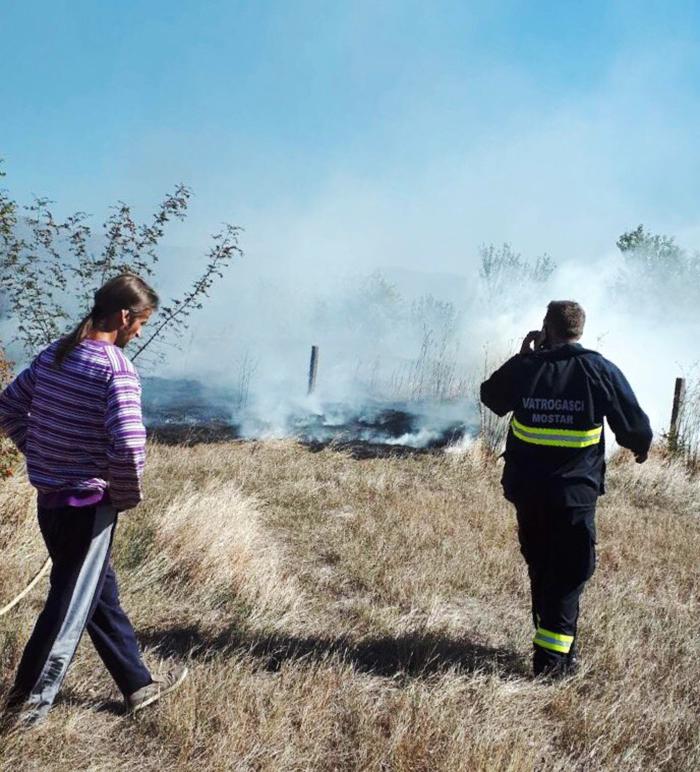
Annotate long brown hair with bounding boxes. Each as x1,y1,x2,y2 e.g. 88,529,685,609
54,274,159,366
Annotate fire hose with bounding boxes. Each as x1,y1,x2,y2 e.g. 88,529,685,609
0,557,51,617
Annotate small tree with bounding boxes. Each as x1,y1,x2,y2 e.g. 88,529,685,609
478,243,555,304
0,161,243,362
615,225,700,314
617,225,687,276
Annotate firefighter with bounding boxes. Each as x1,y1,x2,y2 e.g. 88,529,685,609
480,300,652,679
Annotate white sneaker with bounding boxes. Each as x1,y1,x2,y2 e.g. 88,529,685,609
125,664,189,715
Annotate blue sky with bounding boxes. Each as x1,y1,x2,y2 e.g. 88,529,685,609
3,1,700,276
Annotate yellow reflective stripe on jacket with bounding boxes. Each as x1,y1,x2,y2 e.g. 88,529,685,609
512,418,601,439
533,627,574,654
511,417,602,449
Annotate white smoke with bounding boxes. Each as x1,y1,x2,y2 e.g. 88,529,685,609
145,235,699,447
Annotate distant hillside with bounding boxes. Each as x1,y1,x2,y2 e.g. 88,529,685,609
380,266,471,305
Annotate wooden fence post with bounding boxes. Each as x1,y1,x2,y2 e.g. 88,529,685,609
307,345,319,395
669,377,686,451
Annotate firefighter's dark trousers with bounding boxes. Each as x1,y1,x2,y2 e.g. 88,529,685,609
9,504,152,723
514,495,597,675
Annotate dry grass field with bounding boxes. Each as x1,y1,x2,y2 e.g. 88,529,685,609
1,439,699,771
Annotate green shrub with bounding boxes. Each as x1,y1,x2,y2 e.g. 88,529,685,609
0,346,19,478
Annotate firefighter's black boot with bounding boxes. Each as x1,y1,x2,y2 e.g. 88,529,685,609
533,644,578,680
566,643,579,675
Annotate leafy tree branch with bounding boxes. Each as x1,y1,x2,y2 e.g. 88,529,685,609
0,161,242,361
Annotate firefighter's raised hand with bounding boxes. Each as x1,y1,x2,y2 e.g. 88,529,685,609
520,330,546,355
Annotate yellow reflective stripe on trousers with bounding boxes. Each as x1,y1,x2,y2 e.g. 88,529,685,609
511,417,602,449
533,627,574,654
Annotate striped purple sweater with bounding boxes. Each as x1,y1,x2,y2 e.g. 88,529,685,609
0,338,146,510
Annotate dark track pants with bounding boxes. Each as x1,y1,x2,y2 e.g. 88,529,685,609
10,504,152,722
514,495,597,674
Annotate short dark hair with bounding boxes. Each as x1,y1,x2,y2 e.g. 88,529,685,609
545,300,586,340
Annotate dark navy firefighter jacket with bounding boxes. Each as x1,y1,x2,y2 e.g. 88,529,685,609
480,343,653,506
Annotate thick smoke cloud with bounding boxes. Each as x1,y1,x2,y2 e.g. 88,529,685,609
153,231,699,444
142,34,700,444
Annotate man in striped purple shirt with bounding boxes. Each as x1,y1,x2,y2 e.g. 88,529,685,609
1,274,187,725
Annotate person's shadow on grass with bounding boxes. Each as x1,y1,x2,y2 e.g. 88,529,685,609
137,625,528,680
57,627,527,716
